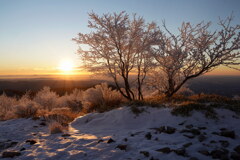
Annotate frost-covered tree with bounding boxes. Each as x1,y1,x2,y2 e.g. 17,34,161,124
73,12,160,100
152,15,240,97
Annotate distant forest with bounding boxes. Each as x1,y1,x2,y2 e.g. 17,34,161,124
0,75,239,98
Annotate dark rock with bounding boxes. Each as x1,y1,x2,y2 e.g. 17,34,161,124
62,134,71,137
210,140,217,143
198,134,207,142
183,134,195,139
39,122,46,126
178,121,186,125
173,148,186,156
212,132,220,135
156,147,172,153
183,142,192,148
150,157,159,160
116,144,127,151
32,116,40,120
220,130,235,139
151,126,176,134
33,126,38,128
2,151,21,158
180,129,200,135
140,151,150,157
123,138,128,142
0,141,18,151
198,150,210,156
219,140,229,148
165,126,176,134
130,134,135,137
145,132,152,140
198,127,207,130
185,124,193,129
151,126,165,133
189,157,199,160
220,128,227,131
20,147,26,151
234,145,240,153
97,139,104,143
154,137,159,141
210,149,229,159
26,139,37,145
107,138,115,143
230,152,240,160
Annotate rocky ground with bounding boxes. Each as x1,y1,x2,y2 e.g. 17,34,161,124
0,106,240,160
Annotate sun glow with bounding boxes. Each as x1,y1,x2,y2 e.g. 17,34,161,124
58,60,74,73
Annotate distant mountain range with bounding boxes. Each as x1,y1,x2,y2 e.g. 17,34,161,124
0,75,239,97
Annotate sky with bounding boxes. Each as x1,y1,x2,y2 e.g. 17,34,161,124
0,0,240,76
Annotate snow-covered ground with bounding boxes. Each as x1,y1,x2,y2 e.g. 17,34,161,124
0,106,240,160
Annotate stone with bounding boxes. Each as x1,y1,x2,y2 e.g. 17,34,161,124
198,127,207,130
210,149,229,159
173,148,186,156
198,150,210,156
156,147,172,153
26,139,37,145
219,140,229,148
198,134,207,142
234,145,240,154
39,122,46,126
180,129,200,135
140,151,150,157
210,140,217,143
165,126,176,134
145,132,152,140
183,142,192,148
178,121,185,125
230,152,240,160
123,138,128,142
220,130,235,139
62,134,71,137
107,138,115,143
116,144,127,151
212,132,220,135
0,141,18,151
185,124,193,129
20,147,26,151
183,134,195,139
2,151,21,158
97,139,104,143
189,157,199,160
150,157,159,160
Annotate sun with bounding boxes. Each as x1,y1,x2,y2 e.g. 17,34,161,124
58,60,74,73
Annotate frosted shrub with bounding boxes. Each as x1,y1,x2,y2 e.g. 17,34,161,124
34,86,59,110
14,102,39,118
44,107,77,125
0,94,18,120
82,83,123,112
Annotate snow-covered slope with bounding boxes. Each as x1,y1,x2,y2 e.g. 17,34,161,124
0,106,240,160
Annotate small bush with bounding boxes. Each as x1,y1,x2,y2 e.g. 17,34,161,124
48,121,67,134
44,107,78,125
34,86,59,110
171,101,217,119
189,94,232,103
82,83,123,112
14,103,39,118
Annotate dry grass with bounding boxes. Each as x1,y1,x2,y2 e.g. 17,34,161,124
171,101,218,119
48,121,67,134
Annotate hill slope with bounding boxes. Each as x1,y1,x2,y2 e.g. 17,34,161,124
0,106,240,160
